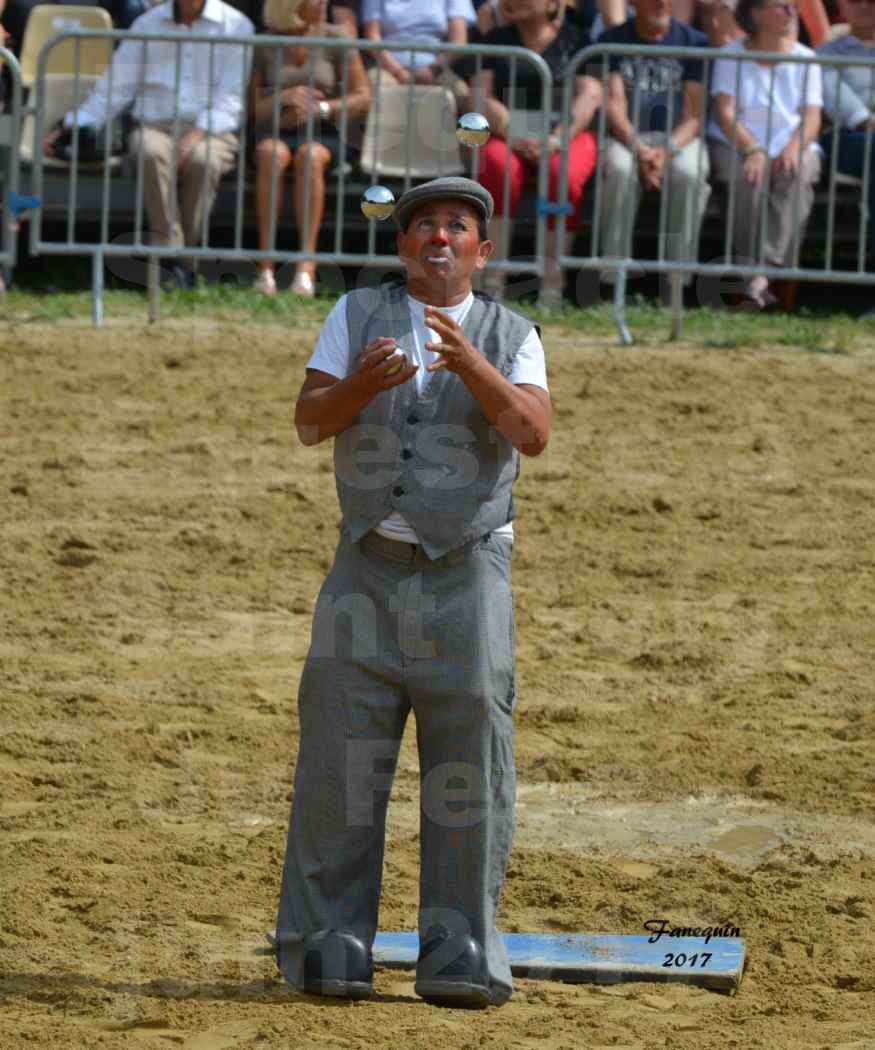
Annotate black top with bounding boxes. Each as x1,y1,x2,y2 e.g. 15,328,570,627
599,17,710,133
481,18,591,114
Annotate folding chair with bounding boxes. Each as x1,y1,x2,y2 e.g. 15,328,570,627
19,5,113,89
360,83,464,179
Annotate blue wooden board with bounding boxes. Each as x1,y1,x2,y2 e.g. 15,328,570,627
266,931,746,993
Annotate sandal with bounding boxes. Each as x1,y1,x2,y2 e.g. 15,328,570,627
254,269,276,296
290,270,315,298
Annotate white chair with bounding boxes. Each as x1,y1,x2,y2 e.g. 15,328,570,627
20,74,121,169
19,5,113,89
360,83,464,178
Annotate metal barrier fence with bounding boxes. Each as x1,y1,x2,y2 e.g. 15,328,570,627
25,30,553,325
16,34,875,336
0,47,24,272
556,43,875,343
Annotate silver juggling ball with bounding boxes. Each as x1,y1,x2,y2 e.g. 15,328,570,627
360,184,396,220
456,112,491,147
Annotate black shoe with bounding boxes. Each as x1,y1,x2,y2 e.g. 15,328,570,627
161,262,196,291
301,930,373,1000
415,925,491,1009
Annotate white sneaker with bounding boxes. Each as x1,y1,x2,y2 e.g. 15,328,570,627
254,269,276,296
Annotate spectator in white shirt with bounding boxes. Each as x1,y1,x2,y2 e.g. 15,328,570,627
44,0,253,276
708,0,822,308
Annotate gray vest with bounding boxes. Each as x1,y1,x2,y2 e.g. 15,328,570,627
334,281,536,560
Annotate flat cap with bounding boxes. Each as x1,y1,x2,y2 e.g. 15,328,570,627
393,176,494,230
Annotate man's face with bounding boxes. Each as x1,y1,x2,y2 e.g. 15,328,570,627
397,200,492,289
177,0,206,23
635,0,673,28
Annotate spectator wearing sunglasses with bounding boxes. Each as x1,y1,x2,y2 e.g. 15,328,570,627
818,0,875,316
708,0,822,308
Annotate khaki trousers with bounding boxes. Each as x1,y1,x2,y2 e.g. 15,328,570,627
128,120,238,248
599,132,712,284
708,137,822,267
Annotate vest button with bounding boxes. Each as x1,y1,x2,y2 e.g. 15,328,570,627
406,414,419,425
401,449,412,460
392,486,404,497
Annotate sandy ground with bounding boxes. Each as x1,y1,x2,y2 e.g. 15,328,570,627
1,314,874,1050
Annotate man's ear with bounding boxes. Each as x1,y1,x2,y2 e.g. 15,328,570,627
475,239,494,270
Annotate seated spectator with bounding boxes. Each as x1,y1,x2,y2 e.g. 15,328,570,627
362,0,475,86
818,0,875,318
598,0,712,289
43,0,253,287
250,0,370,296
471,0,602,304
708,0,822,308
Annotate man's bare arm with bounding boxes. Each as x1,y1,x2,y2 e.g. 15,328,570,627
294,342,418,445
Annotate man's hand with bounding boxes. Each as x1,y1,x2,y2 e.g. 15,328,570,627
772,139,801,178
177,128,206,172
352,337,418,396
638,144,667,191
43,126,63,158
743,149,768,185
424,308,480,376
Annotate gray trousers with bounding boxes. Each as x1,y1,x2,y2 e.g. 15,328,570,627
708,138,822,267
275,528,517,1004
599,133,712,283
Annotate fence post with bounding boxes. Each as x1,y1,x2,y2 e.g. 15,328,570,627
0,47,24,274
92,247,104,327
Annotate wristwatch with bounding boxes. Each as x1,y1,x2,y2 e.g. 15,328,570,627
668,140,682,158
742,144,766,158
319,100,331,121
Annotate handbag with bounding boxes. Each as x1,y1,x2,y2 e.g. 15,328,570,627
51,114,131,164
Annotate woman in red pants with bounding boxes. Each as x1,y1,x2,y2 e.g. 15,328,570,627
471,0,602,305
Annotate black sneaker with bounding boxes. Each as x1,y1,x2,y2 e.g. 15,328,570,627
415,925,491,1009
301,930,373,1000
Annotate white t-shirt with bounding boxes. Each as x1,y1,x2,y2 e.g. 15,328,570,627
307,291,548,544
708,40,823,158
